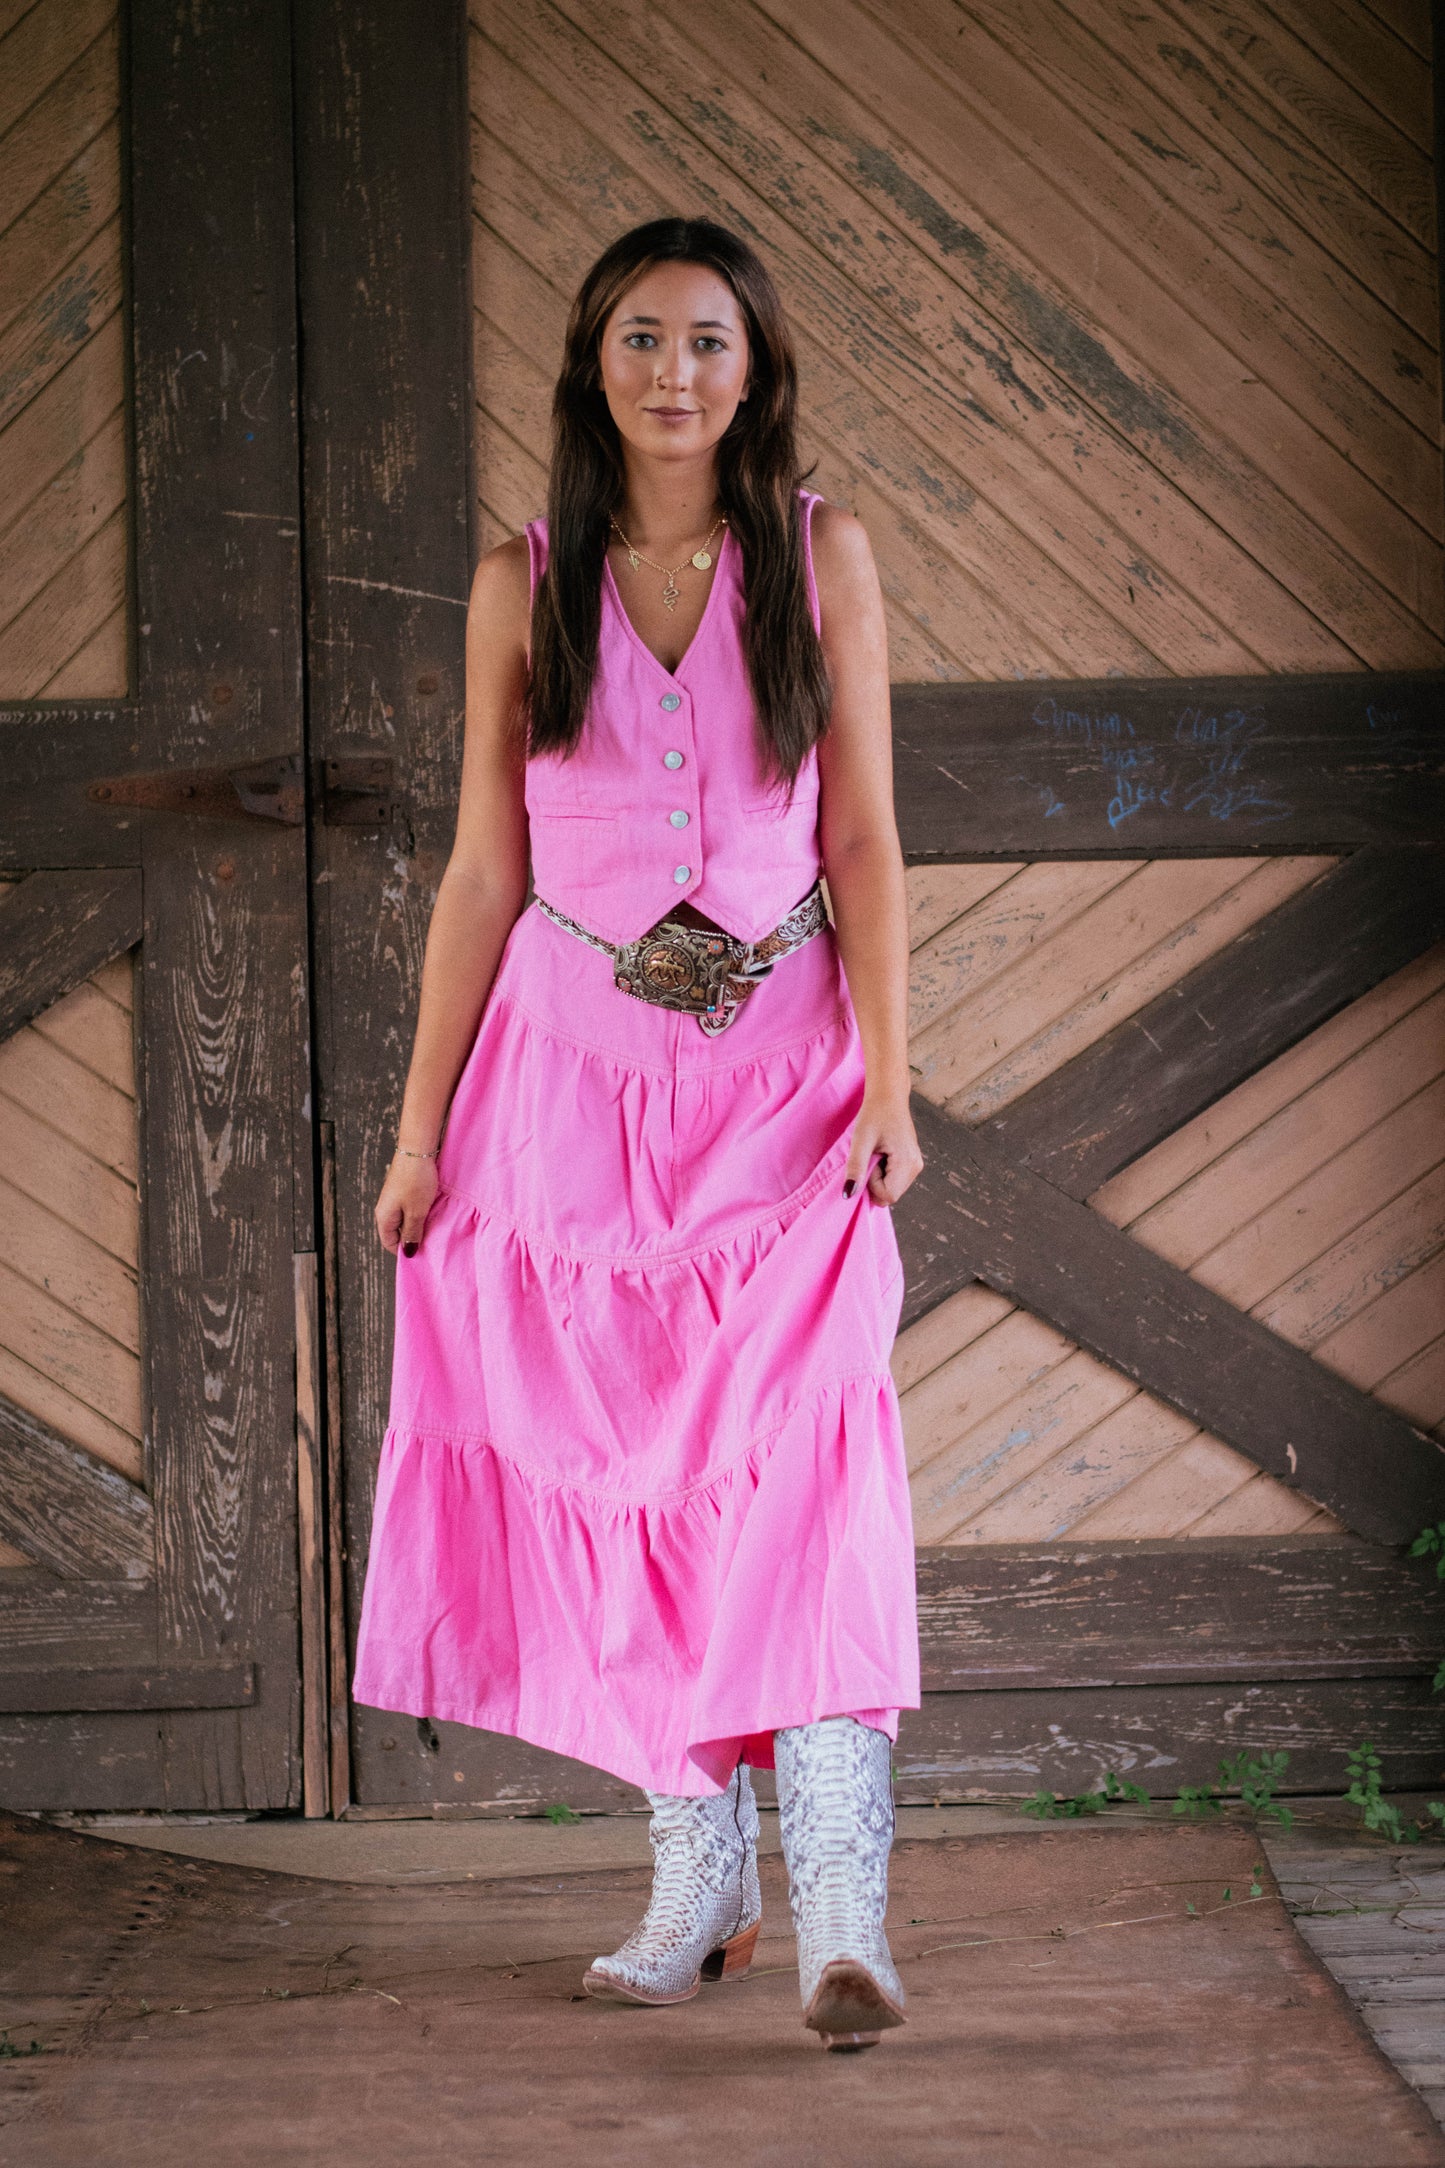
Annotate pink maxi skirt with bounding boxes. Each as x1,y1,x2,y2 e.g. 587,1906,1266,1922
352,899,920,1795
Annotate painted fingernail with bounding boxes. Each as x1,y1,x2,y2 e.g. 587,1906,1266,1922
843,1179,856,1198
403,1241,418,1257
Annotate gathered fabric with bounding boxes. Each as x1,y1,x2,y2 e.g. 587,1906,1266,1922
351,487,920,1795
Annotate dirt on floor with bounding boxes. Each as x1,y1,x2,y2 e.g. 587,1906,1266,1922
1,1810,1441,2168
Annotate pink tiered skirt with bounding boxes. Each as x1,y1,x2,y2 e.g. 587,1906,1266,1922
351,899,920,1796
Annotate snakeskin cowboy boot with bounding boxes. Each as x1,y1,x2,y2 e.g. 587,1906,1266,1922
773,1716,907,2050
582,1764,762,2005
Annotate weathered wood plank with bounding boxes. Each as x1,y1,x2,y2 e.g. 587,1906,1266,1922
892,677,1445,858
1094,944,1445,1228
919,857,1327,1120
0,868,140,1044
298,0,472,1814
0,1663,254,1713
1068,0,1435,338
0,13,118,237
990,850,1445,1196
0,1390,150,1578
914,1537,1443,1674
1115,984,1445,1270
894,1676,1445,1797
128,0,307,1810
966,0,1436,433
898,1098,1445,1540
0,1568,154,1660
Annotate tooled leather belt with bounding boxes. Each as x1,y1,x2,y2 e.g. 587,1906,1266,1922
533,879,829,1035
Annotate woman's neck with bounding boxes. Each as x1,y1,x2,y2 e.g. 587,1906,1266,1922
615,456,723,556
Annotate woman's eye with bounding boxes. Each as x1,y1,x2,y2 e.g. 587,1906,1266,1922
624,333,656,349
696,337,725,353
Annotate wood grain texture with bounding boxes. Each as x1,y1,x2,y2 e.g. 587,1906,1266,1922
298,0,473,1815
991,851,1445,1195
891,675,1445,858
0,1661,253,1713
913,1537,1444,1686
895,1674,1445,1798
0,1389,150,1578
121,0,309,1809
0,914,142,1475
0,867,140,1042
893,916,1445,1548
903,1096,1445,1541
470,0,1445,675
0,0,126,696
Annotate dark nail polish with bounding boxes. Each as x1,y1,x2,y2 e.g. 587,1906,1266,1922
843,1179,855,1198
403,1241,418,1257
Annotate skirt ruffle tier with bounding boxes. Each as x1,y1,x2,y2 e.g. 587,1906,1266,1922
351,899,920,1796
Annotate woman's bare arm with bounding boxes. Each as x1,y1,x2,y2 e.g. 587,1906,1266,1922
811,502,922,1207
374,534,532,1255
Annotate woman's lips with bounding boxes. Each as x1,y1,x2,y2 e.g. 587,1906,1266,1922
645,406,699,422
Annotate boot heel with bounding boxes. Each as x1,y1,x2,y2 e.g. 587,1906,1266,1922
699,1917,760,1981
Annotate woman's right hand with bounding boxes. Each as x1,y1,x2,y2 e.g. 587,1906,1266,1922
375,1154,440,1257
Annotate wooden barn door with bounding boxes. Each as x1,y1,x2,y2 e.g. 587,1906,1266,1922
312,0,1445,1814
0,2,311,1808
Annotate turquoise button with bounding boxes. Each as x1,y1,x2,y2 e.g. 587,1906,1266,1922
672,864,690,882
663,749,684,769
660,693,682,711
669,809,689,828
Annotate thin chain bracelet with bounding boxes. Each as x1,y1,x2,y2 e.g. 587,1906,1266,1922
392,1144,438,1162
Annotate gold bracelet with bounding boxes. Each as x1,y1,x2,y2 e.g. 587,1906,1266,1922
392,1144,438,1161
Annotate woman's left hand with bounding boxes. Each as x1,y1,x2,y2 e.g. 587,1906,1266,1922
843,1089,924,1206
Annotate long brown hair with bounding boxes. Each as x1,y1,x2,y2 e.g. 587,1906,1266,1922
526,219,831,794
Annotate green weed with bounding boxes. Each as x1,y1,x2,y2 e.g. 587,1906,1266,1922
1170,1749,1294,1828
1022,1770,1151,1819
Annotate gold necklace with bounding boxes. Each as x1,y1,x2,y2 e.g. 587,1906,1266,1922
609,512,727,611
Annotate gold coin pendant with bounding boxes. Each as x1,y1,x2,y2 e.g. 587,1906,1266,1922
691,550,712,571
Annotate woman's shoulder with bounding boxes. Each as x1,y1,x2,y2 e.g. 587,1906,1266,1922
803,497,877,610
466,531,533,645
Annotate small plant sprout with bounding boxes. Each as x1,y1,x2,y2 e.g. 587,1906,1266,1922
1408,1520,1445,1580
1022,1770,1150,1819
1171,1750,1293,1829
544,1801,582,1826
1344,1742,1419,1844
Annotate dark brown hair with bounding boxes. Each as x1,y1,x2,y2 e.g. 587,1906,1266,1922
526,218,831,793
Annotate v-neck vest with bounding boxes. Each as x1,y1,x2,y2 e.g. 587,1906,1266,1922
523,489,825,947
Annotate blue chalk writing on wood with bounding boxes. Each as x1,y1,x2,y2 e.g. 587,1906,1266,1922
1028,697,1295,829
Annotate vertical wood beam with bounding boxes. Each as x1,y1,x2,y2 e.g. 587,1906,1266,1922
294,1251,329,1817
128,0,308,1806
292,0,473,1810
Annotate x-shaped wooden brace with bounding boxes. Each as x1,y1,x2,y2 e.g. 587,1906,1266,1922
893,848,1445,1546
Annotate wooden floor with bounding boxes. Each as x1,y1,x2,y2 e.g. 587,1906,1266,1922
1270,1831,1445,2132
4,1807,1442,2166
28,1796,1445,2144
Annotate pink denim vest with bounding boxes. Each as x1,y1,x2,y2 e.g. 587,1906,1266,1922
524,489,825,947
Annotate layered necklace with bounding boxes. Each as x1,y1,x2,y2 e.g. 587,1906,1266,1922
609,510,727,611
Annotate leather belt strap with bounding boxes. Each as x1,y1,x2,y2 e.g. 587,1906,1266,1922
533,879,829,1035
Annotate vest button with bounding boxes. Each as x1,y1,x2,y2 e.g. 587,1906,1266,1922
669,809,689,828
672,864,691,883
662,749,684,768
659,692,682,711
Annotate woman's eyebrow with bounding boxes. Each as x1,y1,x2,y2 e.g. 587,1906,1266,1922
615,314,736,330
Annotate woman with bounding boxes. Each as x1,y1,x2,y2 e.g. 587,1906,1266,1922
355,217,924,2053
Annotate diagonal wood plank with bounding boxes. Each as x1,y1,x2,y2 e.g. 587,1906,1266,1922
0,867,141,1044
899,1096,1445,1544
0,1389,151,1578
987,848,1445,1196
892,674,1445,857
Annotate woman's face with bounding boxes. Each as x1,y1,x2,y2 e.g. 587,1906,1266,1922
598,260,751,467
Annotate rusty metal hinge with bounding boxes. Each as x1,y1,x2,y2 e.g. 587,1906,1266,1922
86,753,400,828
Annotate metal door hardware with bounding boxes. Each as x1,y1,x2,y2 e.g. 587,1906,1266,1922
86,754,401,828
